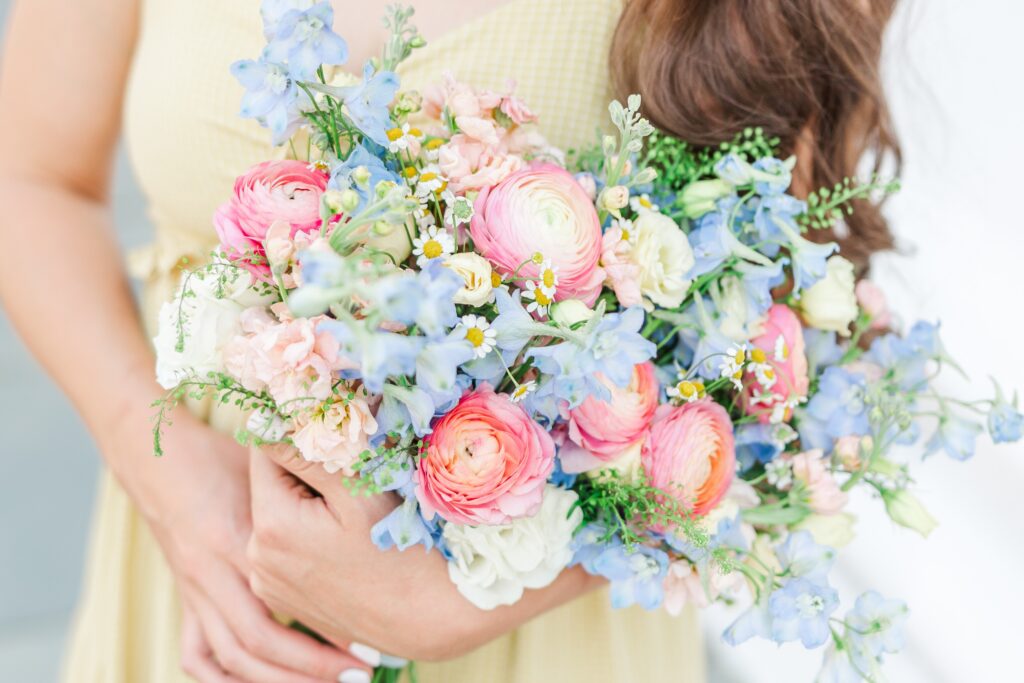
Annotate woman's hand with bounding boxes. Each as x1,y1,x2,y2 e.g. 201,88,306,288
113,407,374,683
247,444,603,662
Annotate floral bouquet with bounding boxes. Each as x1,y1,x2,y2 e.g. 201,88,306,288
152,3,1023,681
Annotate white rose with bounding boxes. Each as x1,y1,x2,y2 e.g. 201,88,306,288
551,298,595,328
799,255,858,336
632,212,695,309
364,219,412,263
709,274,767,341
154,264,272,389
443,486,582,610
444,252,494,306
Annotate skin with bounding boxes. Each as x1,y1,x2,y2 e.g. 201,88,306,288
0,0,599,681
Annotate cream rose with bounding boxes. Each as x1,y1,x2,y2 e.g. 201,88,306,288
154,264,272,389
632,212,695,309
444,252,494,306
799,255,858,336
442,486,582,610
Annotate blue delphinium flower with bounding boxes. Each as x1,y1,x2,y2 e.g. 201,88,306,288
329,143,402,212
844,591,909,663
753,193,806,257
412,261,463,338
925,413,983,461
489,289,540,357
775,531,836,583
803,328,844,376
733,259,788,317
569,522,617,574
714,153,756,186
751,156,793,195
988,394,1024,444
722,600,773,646
787,232,838,295
593,545,669,610
338,63,400,147
371,497,443,553
319,320,423,393
262,1,348,80
230,59,300,145
372,384,435,443
798,367,870,453
768,577,839,648
415,333,474,406
676,293,736,381
549,456,578,489
364,271,420,326
735,423,784,471
866,323,943,391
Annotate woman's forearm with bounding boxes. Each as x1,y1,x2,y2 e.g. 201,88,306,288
0,178,161,478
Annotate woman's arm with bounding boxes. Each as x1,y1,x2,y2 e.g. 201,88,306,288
249,445,605,663
0,3,371,681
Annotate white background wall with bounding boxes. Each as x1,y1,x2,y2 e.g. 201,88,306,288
0,0,1021,681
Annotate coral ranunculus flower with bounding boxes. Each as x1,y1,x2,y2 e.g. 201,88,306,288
415,385,555,525
214,160,328,279
745,304,810,424
641,400,736,517
470,163,604,305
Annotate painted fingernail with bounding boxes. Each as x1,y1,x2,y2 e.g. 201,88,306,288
338,669,371,683
348,642,381,667
379,653,409,668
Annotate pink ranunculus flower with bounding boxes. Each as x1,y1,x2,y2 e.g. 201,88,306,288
438,134,525,193
745,304,810,424
415,385,555,525
788,449,848,515
470,163,604,304
292,387,378,475
855,279,892,330
223,303,347,410
214,160,329,280
561,362,660,473
641,400,736,518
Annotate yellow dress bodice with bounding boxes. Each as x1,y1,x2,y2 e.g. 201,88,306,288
64,1,706,681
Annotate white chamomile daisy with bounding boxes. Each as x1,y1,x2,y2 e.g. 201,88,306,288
774,334,790,362
746,347,777,389
414,164,446,197
522,282,554,317
307,159,331,174
751,389,783,407
460,314,496,359
614,218,637,245
510,381,537,403
666,376,706,404
765,459,793,490
412,226,455,267
536,260,559,298
770,397,805,425
442,190,475,227
720,344,748,390
386,123,423,154
629,194,660,214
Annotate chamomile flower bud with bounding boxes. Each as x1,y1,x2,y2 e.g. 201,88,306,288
352,165,372,188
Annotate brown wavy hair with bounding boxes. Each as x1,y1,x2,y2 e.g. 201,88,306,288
612,0,901,270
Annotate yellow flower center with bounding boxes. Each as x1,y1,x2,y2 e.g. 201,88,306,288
425,138,444,150
531,252,545,265
420,172,438,184
402,166,418,179
491,272,503,288
409,127,423,137
749,348,767,364
620,228,631,242
465,327,486,347
423,239,443,259
542,269,556,289
762,368,776,381
639,196,653,209
387,128,404,142
677,381,698,398
435,180,448,195
734,349,746,365
533,288,552,306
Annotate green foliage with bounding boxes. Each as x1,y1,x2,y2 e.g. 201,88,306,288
800,176,902,231
642,127,782,191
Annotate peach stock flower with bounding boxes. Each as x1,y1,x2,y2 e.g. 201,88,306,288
789,449,848,515
470,163,604,304
292,388,377,475
641,400,736,517
415,385,555,525
214,160,328,279
855,279,892,330
561,362,660,473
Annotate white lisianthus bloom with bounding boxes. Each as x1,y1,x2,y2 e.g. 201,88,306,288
798,255,858,336
445,252,494,306
443,486,582,610
631,212,695,309
154,262,273,389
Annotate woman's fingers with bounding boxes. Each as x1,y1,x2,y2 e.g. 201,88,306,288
180,604,243,683
256,443,341,502
206,559,373,682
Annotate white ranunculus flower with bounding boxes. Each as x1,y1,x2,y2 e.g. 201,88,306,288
631,212,695,309
799,255,858,336
154,264,272,389
444,252,494,306
443,486,582,610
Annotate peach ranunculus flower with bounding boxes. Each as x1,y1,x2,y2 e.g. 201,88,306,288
788,449,848,515
214,160,328,280
744,304,810,424
223,303,348,411
470,163,604,305
641,400,736,518
415,385,555,525
291,387,377,475
560,362,660,474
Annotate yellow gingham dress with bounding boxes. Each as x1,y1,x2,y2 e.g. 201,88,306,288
62,1,705,680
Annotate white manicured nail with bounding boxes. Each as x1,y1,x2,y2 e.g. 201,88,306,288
348,642,381,667
338,669,371,683
379,653,409,668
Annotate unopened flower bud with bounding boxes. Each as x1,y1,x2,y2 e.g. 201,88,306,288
352,165,372,188
598,185,630,212
551,299,596,328
679,179,732,219
882,489,937,538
